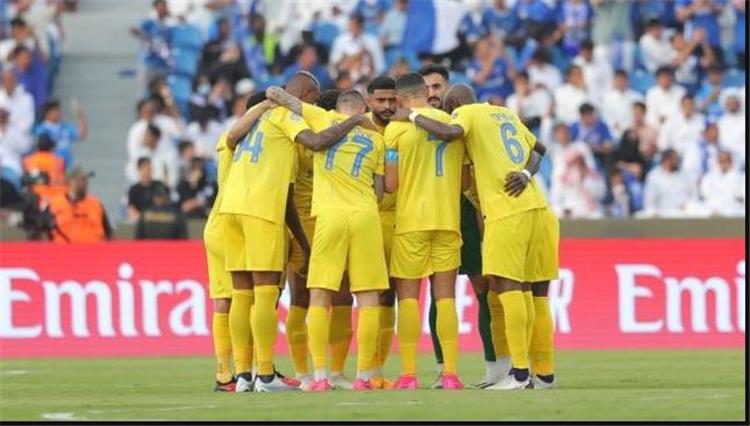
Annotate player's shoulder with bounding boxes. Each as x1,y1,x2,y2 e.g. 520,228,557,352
216,131,229,152
384,120,410,136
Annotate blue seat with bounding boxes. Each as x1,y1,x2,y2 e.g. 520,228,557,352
629,69,655,94
311,21,340,51
632,45,648,71
724,68,745,88
168,74,193,118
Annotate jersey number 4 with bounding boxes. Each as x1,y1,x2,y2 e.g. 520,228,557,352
325,134,373,177
234,128,264,163
500,123,524,164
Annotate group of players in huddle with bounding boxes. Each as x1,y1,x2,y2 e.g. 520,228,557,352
202,63,559,393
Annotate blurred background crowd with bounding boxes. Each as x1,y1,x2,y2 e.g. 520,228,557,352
0,0,746,242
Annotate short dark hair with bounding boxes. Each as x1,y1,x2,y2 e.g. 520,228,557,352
41,100,61,118
633,101,646,111
10,17,27,28
707,64,724,74
336,89,366,110
137,157,151,169
418,64,449,82
646,18,661,29
531,48,550,63
566,64,582,76
146,123,162,139
395,72,426,94
515,71,529,82
350,13,364,26
580,39,594,51
614,69,628,78
37,134,55,152
246,91,267,110
661,148,678,162
579,103,595,115
681,94,694,103
316,89,341,111
655,66,674,78
367,76,396,94
178,140,194,154
153,0,166,7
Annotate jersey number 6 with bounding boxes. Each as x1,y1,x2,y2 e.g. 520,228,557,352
500,122,524,164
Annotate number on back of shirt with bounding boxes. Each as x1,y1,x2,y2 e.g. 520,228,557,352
428,133,449,177
500,122,524,164
325,134,373,177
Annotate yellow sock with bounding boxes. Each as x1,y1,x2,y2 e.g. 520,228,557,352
436,298,459,375
212,312,233,383
498,291,529,370
329,305,352,373
487,290,509,358
397,298,420,376
286,305,309,375
376,306,395,369
356,306,379,375
229,289,253,374
251,286,279,376
307,305,330,373
531,296,555,376
523,291,535,346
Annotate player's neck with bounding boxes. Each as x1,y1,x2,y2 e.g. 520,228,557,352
405,98,429,109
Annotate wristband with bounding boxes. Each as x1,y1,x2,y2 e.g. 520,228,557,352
408,111,420,123
521,169,532,180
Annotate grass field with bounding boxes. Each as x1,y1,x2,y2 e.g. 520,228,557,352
0,349,745,421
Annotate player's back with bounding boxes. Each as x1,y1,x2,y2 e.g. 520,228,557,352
367,111,396,214
309,109,384,217
219,106,305,224
206,132,233,226
386,107,465,234
451,103,548,223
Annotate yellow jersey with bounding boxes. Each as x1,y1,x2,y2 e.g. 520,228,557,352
218,106,309,223
366,111,397,213
450,103,548,222
301,104,384,217
384,106,465,234
206,132,232,224
293,144,314,217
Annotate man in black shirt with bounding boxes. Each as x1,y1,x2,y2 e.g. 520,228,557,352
127,157,170,222
135,185,188,240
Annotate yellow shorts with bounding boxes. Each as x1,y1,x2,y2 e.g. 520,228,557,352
307,210,389,293
288,214,316,274
204,215,232,299
390,230,462,279
222,213,286,272
525,207,560,282
380,210,396,269
483,208,558,282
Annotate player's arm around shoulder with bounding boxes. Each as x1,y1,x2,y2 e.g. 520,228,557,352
383,123,401,193
372,132,386,201
226,100,274,149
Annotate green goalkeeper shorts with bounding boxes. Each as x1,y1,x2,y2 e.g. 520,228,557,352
459,194,482,276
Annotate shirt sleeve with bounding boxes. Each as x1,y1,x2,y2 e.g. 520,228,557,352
374,133,385,175
517,117,538,149
450,106,472,135
281,109,311,142
65,123,80,142
301,103,329,130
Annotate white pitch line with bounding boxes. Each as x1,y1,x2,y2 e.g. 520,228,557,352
636,394,730,401
1,370,28,376
41,412,87,421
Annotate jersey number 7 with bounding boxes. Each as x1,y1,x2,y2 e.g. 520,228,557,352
428,133,449,177
325,134,373,177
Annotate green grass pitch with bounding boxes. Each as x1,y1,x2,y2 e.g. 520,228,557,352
0,349,744,421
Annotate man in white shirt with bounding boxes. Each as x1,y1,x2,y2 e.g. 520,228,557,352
717,90,745,167
646,66,687,127
0,102,33,181
638,18,675,73
126,98,183,166
553,64,590,125
572,40,613,109
658,95,705,156
601,70,643,139
125,123,179,189
682,121,721,186
505,71,553,125
329,14,385,76
0,68,34,134
698,151,745,217
185,116,223,160
528,48,563,92
642,149,693,218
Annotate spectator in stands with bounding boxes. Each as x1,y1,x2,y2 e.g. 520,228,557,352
553,64,589,125
177,140,196,180
9,44,46,112
698,150,745,217
527,48,562,92
557,0,592,56
615,102,657,181
695,65,727,117
334,71,355,91
481,0,519,41
601,70,643,139
205,42,250,91
189,75,229,122
717,90,745,166
380,0,407,57
177,157,215,218
283,44,333,90
22,134,66,200
185,106,223,160
641,149,694,218
733,0,746,68
466,35,513,104
682,120,721,185
0,68,34,134
638,18,675,73
33,99,88,170
0,101,32,189
571,103,614,173
48,167,112,243
330,14,385,80
549,121,596,188
645,66,686,126
135,184,188,240
0,17,36,66
590,0,633,68
669,29,715,93
130,0,174,94
237,13,281,81
505,70,552,131
198,16,231,76
658,95,705,156
127,97,182,166
354,0,390,35
223,78,254,129
572,39,613,108
607,169,635,218
512,0,560,44
126,123,179,189
126,157,170,223
675,0,725,64
551,145,606,219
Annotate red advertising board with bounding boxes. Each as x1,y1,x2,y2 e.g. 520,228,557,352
0,239,744,358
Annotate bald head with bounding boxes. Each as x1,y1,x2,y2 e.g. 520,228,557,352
286,71,321,104
443,84,477,113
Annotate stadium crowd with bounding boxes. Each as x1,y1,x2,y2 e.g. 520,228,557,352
122,0,746,223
